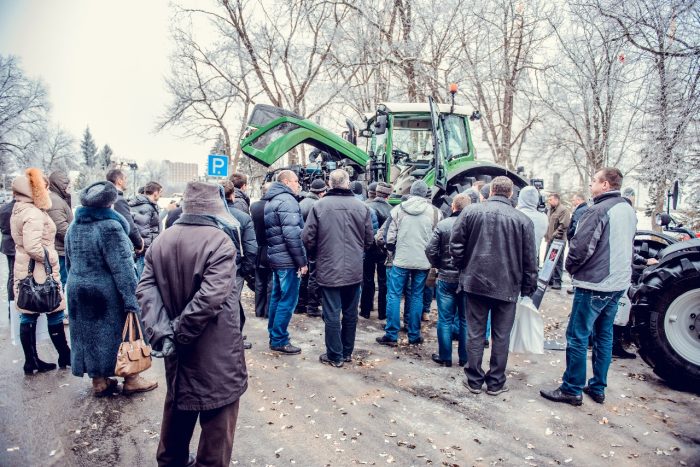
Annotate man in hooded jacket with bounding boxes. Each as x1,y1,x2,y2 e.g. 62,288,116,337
516,186,547,261
376,180,442,346
47,171,73,295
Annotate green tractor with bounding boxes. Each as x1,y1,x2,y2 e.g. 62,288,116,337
240,94,531,213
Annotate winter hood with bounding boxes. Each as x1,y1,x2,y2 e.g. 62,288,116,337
400,195,430,215
48,171,71,203
517,186,540,211
12,168,52,210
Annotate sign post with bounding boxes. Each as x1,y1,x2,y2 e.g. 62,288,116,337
207,154,229,178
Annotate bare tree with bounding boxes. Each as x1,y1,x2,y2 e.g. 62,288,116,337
20,125,79,174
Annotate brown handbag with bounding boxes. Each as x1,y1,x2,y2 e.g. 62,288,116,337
115,312,152,377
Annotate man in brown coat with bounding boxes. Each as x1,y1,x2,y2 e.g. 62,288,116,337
137,181,247,467
545,193,571,289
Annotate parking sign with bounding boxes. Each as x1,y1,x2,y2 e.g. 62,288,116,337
207,154,229,177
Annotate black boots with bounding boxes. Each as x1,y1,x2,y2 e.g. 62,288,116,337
612,325,636,359
48,323,71,368
20,323,57,375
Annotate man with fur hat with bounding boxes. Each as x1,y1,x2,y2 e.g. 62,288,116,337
376,180,442,346
138,181,247,467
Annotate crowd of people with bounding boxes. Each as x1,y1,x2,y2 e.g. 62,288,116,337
0,164,641,466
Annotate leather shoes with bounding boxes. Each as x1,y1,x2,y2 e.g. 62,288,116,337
583,386,605,404
270,344,301,355
431,354,452,367
376,336,397,347
319,353,343,368
540,388,582,406
409,337,424,345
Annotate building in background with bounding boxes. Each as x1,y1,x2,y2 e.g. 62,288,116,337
164,160,198,184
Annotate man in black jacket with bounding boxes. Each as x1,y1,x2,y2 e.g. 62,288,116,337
450,176,538,395
360,181,393,319
106,169,144,253
130,181,163,278
302,169,374,367
250,183,272,318
425,193,471,367
229,172,251,214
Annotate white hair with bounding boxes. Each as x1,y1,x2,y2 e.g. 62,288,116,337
328,169,350,189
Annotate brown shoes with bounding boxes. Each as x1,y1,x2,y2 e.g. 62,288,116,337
92,377,119,397
122,375,158,395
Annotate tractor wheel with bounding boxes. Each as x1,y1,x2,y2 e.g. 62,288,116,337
637,266,700,391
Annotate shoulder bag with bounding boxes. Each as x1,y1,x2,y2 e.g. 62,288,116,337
115,312,152,377
16,248,62,313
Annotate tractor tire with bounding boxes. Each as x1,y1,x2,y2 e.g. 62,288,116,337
632,252,700,391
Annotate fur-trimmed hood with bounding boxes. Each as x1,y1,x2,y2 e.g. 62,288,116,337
74,206,130,234
12,168,52,210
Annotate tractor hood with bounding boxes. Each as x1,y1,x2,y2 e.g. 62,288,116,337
240,110,369,169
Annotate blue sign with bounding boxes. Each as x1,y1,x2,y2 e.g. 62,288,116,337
207,154,229,177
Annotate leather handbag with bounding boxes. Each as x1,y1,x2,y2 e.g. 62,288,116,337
16,248,62,313
425,268,439,288
115,312,152,377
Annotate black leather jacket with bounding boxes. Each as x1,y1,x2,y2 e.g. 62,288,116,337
450,196,538,302
425,211,461,283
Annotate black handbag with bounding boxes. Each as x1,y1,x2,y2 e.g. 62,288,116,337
16,248,62,314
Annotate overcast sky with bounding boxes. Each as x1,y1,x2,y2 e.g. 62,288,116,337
0,0,207,168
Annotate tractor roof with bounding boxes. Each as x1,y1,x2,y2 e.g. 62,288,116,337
364,102,473,121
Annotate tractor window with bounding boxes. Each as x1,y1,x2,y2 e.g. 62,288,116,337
392,117,433,161
443,115,470,159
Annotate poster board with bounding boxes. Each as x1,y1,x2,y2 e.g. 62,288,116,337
531,239,566,309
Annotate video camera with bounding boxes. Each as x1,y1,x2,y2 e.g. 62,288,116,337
530,178,547,213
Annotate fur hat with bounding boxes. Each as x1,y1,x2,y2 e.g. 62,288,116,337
182,181,238,227
375,182,393,198
11,168,52,210
80,181,118,208
410,180,429,198
309,179,327,194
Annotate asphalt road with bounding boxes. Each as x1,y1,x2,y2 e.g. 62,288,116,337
0,260,698,466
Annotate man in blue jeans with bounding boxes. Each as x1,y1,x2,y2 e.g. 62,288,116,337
425,193,471,366
376,180,442,346
302,170,373,367
263,170,308,355
541,167,637,406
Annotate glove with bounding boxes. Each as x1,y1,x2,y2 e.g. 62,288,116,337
151,336,176,358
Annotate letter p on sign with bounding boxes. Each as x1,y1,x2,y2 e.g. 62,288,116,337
208,154,229,177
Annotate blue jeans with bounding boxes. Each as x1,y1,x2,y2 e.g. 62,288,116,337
384,267,427,342
268,268,301,347
321,284,361,362
436,280,467,364
20,310,65,326
561,288,624,396
135,255,145,280
423,284,434,314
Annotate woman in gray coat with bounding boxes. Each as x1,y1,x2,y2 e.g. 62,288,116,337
66,181,157,396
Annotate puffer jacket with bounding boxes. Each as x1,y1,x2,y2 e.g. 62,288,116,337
450,196,538,302
566,190,637,292
10,169,66,314
232,187,250,214
263,182,307,269
47,171,73,256
129,194,161,252
386,196,442,270
226,201,258,278
425,211,461,283
516,186,547,257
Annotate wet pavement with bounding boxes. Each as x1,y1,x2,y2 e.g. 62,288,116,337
0,260,698,466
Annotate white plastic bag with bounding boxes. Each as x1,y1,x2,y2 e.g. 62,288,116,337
614,289,632,326
10,301,50,346
509,296,544,354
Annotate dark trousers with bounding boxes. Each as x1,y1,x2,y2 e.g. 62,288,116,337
465,293,516,391
298,260,320,312
321,284,361,362
254,266,272,318
157,397,240,467
548,240,565,286
236,275,246,331
6,255,14,302
360,254,387,318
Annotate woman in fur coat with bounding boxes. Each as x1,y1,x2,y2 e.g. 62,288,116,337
65,181,157,396
11,168,70,375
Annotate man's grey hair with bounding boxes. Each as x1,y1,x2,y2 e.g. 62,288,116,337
490,176,513,198
328,169,350,189
452,193,471,211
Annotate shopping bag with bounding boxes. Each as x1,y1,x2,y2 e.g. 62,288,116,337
614,288,632,326
10,301,50,346
509,296,544,354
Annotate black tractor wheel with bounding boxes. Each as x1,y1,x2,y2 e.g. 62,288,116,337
633,255,700,391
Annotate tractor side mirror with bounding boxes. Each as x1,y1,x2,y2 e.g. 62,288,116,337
374,114,388,136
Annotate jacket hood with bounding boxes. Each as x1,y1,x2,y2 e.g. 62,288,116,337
48,171,71,202
517,186,540,211
400,195,429,215
262,181,295,201
12,168,52,210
